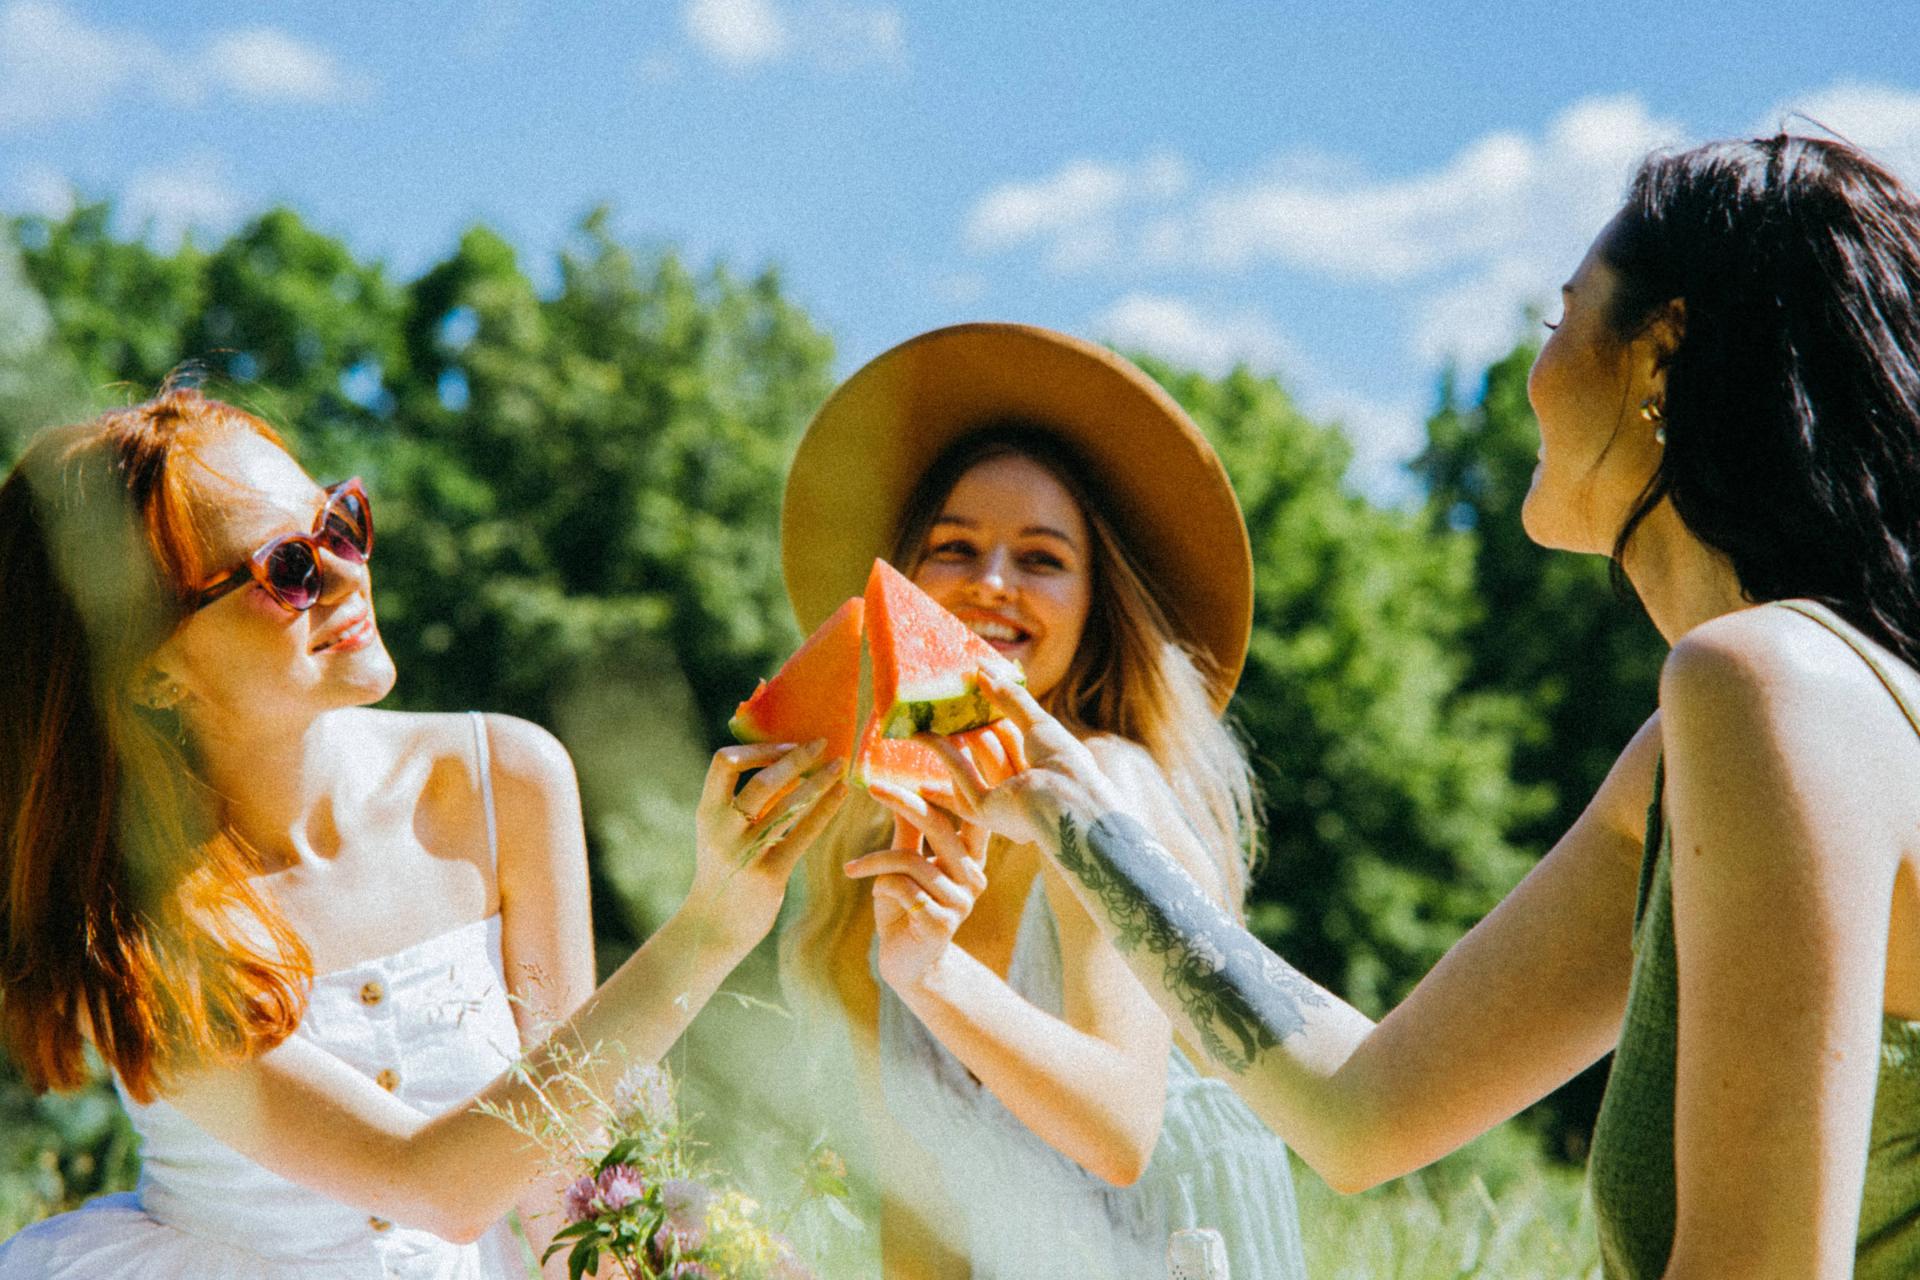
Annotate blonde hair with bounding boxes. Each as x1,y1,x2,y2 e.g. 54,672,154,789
778,425,1260,1033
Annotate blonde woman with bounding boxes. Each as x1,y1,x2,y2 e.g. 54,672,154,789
777,324,1307,1279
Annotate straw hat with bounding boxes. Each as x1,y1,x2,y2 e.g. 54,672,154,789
781,322,1253,708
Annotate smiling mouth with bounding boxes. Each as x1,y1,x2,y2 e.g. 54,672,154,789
965,617,1031,647
313,614,374,654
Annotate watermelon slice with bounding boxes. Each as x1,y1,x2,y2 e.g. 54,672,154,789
850,730,946,789
864,558,1023,740
728,597,865,763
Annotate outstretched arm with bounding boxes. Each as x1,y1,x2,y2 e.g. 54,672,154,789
934,666,1652,1192
485,716,597,1276
161,738,847,1244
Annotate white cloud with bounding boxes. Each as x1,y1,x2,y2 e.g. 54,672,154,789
13,163,76,219
964,152,1189,271
120,155,244,245
682,0,904,73
1409,258,1544,370
204,28,357,104
0,0,155,129
0,2,360,131
1094,292,1424,499
1096,292,1297,375
684,0,788,68
968,94,1683,366
1762,81,1920,185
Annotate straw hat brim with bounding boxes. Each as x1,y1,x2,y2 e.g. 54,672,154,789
781,323,1253,710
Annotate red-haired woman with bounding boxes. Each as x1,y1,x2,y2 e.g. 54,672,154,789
0,386,842,1278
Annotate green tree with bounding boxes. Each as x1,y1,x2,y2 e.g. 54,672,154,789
7,202,837,949
0,226,86,468
1415,344,1667,1156
1142,358,1551,1016
11,203,205,396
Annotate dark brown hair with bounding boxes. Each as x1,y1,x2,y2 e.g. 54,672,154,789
1605,135,1920,662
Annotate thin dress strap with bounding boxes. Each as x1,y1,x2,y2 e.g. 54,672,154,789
468,710,499,872
1775,600,1920,743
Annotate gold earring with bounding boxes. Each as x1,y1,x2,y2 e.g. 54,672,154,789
1640,396,1667,445
139,673,184,711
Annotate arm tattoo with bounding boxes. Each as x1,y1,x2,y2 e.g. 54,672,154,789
1054,811,1327,1074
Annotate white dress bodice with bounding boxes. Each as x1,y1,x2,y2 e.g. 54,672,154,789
0,714,534,1279
1,915,529,1279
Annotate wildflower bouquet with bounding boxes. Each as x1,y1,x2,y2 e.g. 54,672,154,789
479,1050,844,1280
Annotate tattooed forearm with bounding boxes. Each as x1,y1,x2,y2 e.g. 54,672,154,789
1055,812,1328,1074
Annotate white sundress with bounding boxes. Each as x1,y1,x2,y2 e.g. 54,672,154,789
0,713,532,1280
877,877,1311,1279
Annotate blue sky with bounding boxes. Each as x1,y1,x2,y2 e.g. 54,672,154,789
3,0,1917,496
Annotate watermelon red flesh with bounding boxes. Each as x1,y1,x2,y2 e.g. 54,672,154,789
728,596,865,762
863,558,1023,740
850,732,949,793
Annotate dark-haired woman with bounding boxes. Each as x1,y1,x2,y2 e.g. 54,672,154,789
0,388,844,1278
937,134,1920,1278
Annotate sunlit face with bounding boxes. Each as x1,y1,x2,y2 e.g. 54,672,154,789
1524,221,1669,555
911,454,1093,700
147,430,396,729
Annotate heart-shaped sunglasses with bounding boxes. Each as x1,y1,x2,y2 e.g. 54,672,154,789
188,478,374,614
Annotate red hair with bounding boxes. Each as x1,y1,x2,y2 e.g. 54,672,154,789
0,386,312,1103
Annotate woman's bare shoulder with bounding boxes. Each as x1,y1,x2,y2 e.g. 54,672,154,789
1663,603,1920,746
345,708,575,792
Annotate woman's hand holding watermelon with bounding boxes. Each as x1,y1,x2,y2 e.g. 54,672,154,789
846,782,992,991
687,739,849,953
924,665,1127,851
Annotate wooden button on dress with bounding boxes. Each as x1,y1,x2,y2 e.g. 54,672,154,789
375,1068,400,1092
359,979,385,1006
369,1216,392,1232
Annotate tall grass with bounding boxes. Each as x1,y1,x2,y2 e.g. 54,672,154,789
1295,1126,1600,1280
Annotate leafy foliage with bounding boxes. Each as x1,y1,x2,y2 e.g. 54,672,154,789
0,197,1659,1256
1415,351,1668,1157
1145,358,1548,1015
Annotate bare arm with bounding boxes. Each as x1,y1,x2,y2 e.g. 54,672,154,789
850,761,1175,1187
161,739,847,1244
938,666,1652,1192
484,715,598,1274
1660,611,1902,1278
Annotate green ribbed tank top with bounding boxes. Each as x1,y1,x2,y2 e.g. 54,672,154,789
1587,600,1920,1278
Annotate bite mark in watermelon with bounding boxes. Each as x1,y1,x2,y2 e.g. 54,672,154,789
728,597,865,763
864,558,1024,740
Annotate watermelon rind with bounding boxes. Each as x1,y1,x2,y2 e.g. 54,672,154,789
880,683,1008,739
727,683,774,742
